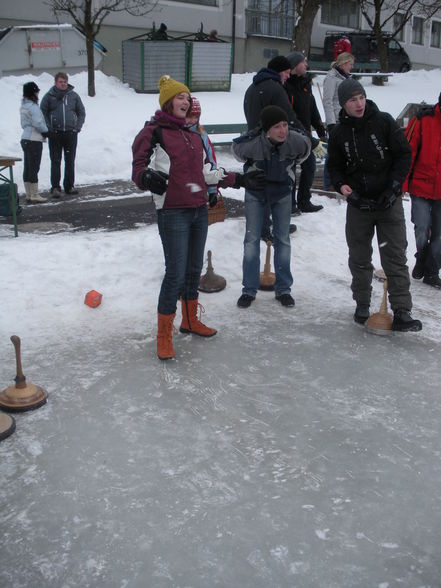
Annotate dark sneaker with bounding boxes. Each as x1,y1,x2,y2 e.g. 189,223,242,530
392,309,422,332
65,188,79,195
289,224,297,234
354,305,370,325
291,205,302,217
50,187,62,198
276,293,295,307
299,202,323,213
237,294,255,308
412,250,427,280
423,274,441,289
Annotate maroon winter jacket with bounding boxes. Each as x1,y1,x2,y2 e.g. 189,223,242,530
403,104,441,200
132,110,236,208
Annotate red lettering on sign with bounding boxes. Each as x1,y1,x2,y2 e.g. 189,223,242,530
31,41,61,50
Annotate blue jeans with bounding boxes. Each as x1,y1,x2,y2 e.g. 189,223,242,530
411,195,441,276
242,191,293,297
157,205,208,314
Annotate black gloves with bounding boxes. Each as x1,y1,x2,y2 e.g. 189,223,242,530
208,192,218,208
235,170,266,192
141,169,169,194
377,181,402,209
41,131,50,139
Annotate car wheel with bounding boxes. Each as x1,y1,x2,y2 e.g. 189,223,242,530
400,63,410,73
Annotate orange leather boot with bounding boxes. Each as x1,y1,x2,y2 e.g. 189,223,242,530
180,298,217,337
157,313,175,360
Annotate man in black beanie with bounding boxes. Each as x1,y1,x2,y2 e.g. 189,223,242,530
233,105,311,308
327,79,422,332
243,55,305,240
285,51,327,213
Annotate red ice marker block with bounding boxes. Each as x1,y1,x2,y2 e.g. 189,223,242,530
85,290,103,308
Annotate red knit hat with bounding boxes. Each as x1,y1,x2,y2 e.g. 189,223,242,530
189,96,201,118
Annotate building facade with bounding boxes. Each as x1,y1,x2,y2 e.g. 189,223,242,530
0,0,439,78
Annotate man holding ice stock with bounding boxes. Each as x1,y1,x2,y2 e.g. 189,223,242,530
327,79,422,332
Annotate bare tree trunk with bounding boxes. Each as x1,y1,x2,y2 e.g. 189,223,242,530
293,0,321,55
86,35,96,97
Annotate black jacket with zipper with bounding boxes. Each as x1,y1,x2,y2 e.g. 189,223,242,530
327,100,411,201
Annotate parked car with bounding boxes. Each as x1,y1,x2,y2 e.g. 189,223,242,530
309,30,412,73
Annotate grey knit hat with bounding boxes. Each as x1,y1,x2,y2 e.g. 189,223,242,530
338,78,366,106
287,51,306,69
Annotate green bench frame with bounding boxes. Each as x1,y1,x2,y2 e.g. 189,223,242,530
204,123,247,146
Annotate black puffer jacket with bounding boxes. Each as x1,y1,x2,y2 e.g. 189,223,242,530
285,74,326,139
327,100,411,200
243,68,303,132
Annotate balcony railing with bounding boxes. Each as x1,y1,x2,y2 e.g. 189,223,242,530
245,8,294,39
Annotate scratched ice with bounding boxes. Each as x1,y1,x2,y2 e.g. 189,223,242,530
2,70,441,588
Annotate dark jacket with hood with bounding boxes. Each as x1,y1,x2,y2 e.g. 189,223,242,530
327,99,411,206
40,84,86,133
285,74,326,139
243,68,303,132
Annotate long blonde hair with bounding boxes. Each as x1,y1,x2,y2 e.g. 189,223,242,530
331,52,355,69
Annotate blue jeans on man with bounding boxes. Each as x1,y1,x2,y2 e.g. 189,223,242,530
157,205,208,314
411,195,441,277
242,191,293,297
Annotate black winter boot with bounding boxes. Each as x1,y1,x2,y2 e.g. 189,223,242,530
422,274,441,289
392,309,422,332
354,304,370,325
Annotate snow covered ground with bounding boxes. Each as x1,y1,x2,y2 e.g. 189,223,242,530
1,69,441,587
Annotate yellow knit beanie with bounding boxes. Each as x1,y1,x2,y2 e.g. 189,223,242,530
158,75,190,108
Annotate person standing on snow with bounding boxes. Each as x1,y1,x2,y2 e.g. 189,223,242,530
243,55,303,239
20,81,49,204
131,75,266,360
233,105,311,309
40,72,85,197
322,51,355,190
285,51,327,214
403,94,441,289
327,78,422,332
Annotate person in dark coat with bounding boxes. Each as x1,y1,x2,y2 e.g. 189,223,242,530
285,52,327,213
40,72,85,197
403,95,441,289
243,56,302,132
327,78,422,332
243,56,304,239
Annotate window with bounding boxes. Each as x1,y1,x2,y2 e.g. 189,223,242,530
246,0,295,38
431,21,441,48
321,0,360,29
412,16,424,45
393,12,405,42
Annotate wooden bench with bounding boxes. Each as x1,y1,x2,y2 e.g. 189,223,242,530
204,123,247,146
309,69,392,86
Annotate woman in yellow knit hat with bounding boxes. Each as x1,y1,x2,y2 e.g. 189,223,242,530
132,75,265,360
